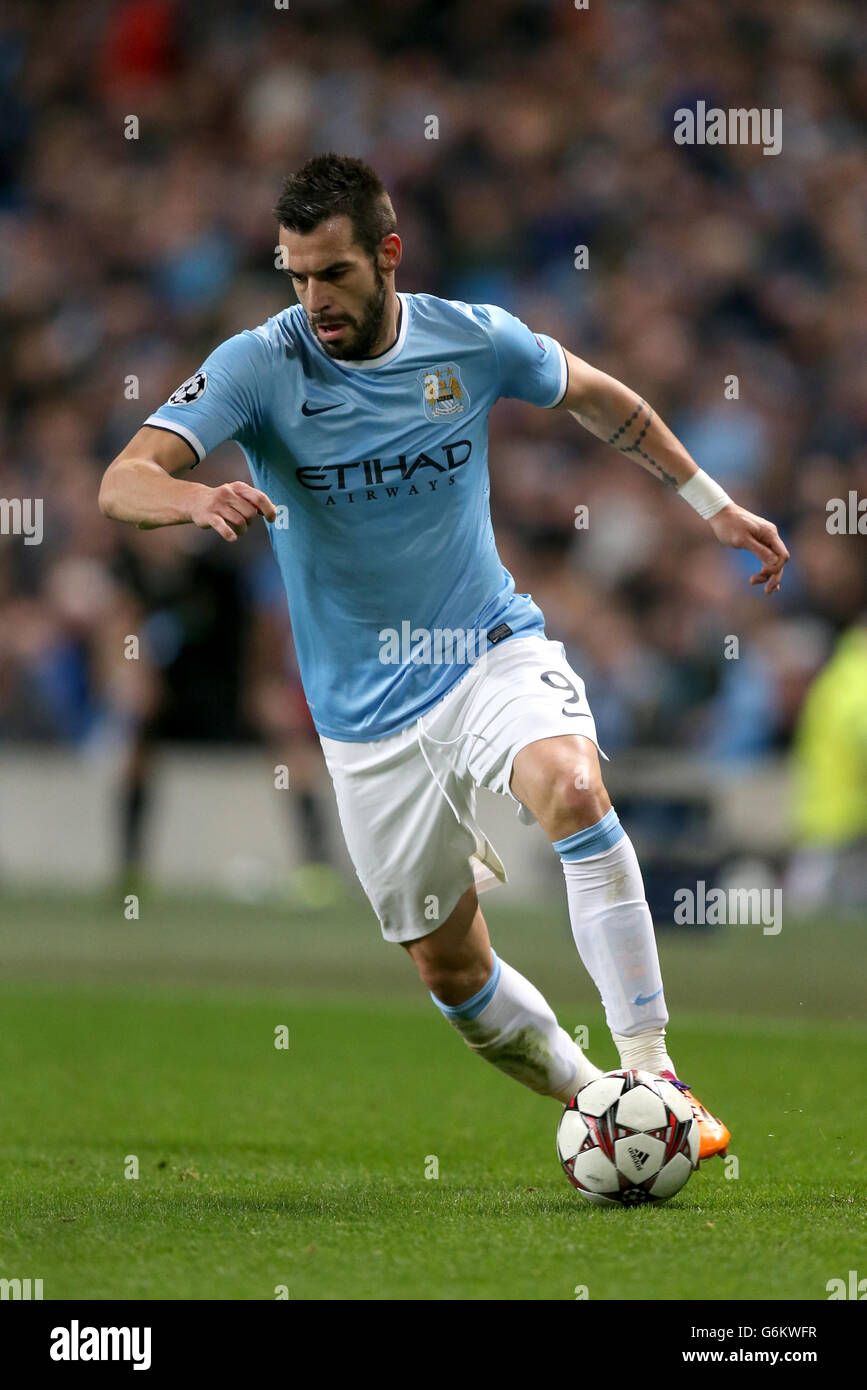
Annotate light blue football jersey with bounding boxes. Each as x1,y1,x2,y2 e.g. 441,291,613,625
145,293,567,740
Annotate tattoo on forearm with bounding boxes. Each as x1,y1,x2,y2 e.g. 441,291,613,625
606,398,679,489
606,400,646,448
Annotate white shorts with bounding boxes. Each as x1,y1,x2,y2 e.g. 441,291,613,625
319,635,602,943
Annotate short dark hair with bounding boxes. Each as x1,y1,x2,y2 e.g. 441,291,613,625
273,153,397,260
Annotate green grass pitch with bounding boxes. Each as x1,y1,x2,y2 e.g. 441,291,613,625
0,890,864,1300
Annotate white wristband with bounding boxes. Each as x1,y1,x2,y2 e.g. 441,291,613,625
677,469,732,520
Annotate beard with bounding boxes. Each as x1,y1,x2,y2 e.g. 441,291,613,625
312,265,388,361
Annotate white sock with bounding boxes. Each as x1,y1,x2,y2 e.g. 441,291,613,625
555,809,676,1075
430,952,601,1102
611,1026,675,1077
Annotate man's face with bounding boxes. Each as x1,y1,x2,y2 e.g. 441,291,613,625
279,215,389,361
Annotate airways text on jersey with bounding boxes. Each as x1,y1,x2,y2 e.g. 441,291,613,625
296,439,471,500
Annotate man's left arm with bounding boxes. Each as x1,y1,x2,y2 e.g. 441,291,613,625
559,349,790,595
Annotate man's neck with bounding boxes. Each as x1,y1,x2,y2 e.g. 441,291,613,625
367,289,401,360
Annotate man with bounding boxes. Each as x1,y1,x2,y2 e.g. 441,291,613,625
99,154,789,1159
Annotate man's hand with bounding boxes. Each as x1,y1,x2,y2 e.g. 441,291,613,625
99,428,279,534
709,503,790,595
189,481,277,542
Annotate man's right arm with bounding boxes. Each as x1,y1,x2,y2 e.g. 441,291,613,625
98,426,276,542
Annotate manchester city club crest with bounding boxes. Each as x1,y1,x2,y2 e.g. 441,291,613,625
418,363,469,420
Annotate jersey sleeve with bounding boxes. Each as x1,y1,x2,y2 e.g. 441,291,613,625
476,303,568,407
143,328,272,465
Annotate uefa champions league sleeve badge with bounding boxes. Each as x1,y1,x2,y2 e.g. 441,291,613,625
418,363,469,420
167,372,208,406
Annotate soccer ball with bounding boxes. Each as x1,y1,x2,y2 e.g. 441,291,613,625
557,1069,699,1206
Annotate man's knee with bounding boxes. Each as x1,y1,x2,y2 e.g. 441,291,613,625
512,736,611,838
538,763,611,840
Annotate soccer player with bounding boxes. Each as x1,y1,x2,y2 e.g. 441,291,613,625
99,154,789,1159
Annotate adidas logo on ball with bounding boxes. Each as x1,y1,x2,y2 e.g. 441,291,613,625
628,1146,651,1169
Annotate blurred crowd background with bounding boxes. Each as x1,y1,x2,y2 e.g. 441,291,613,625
1,0,865,888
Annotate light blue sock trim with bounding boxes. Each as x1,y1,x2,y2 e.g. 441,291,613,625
430,950,501,1020
554,808,625,861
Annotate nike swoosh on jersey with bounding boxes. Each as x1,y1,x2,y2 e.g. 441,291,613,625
301,400,342,416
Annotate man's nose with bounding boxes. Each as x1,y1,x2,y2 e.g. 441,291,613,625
306,280,332,315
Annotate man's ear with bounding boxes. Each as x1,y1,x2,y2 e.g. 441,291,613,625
378,233,402,274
